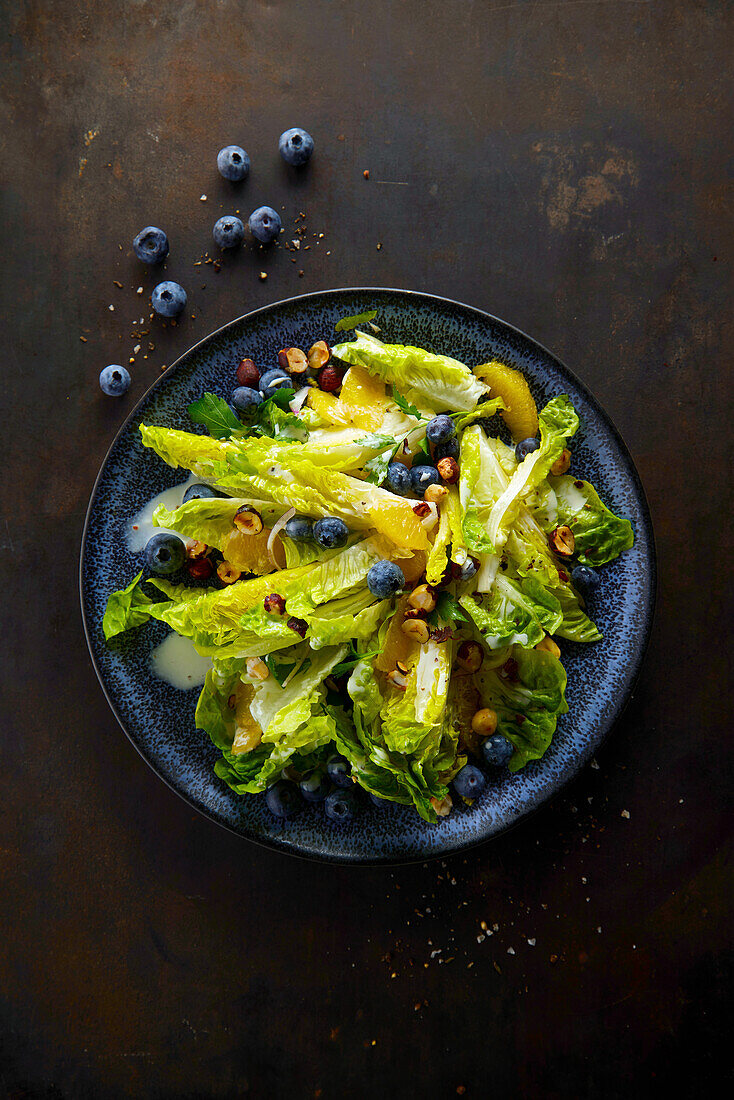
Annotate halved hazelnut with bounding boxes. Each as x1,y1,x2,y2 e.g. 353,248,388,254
424,483,448,504
187,557,213,580
548,524,575,556
234,505,264,535
401,617,430,644
217,561,241,585
536,635,561,659
287,616,308,637
430,794,453,817
387,667,408,690
436,456,460,484
246,657,270,681
307,340,331,371
278,347,308,375
408,583,437,613
186,539,208,559
263,593,287,616
412,500,431,518
550,448,572,476
471,708,498,736
396,660,410,675
456,640,484,673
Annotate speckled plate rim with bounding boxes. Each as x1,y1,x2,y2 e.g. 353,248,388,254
80,288,657,865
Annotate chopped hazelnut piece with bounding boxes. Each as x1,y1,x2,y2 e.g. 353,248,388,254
307,340,331,371
246,657,270,681
278,347,308,374
548,524,575,556
424,483,448,504
234,505,264,535
550,448,572,476
430,795,452,817
436,456,459,484
217,561,241,585
412,500,431,518
401,617,430,644
186,539,208,559
408,583,437,613
387,667,408,689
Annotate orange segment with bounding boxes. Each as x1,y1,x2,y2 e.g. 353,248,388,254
233,681,262,754
394,550,427,586
474,360,539,441
306,388,350,425
375,595,419,672
338,366,388,430
222,527,284,575
368,497,430,551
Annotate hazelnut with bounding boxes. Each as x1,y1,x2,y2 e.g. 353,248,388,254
430,625,453,643
386,667,408,689
217,560,241,585
430,795,453,817
436,456,460,484
548,524,575,557
287,616,308,638
550,448,572,476
246,657,270,681
536,636,561,659
318,364,343,392
186,539,208,559
187,557,213,580
424,483,448,504
471,708,498,736
263,593,287,616
456,640,484,673
236,358,260,388
401,617,430,644
396,660,410,675
278,347,309,375
412,500,431,518
307,340,331,371
408,583,437,613
234,505,264,535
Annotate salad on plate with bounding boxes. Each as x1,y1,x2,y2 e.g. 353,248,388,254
103,317,634,822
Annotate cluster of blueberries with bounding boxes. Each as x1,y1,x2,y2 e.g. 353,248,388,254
99,127,315,398
266,754,376,822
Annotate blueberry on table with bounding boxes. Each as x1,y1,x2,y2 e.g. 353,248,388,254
326,754,352,789
434,436,460,461
213,215,245,249
151,281,187,317
426,414,456,445
182,483,226,503
313,517,349,549
231,386,263,413
285,515,314,542
515,437,539,462
99,364,130,396
278,127,314,167
325,787,361,823
216,145,250,181
265,780,302,818
366,560,405,599
132,226,168,264
384,461,411,495
571,564,600,590
299,771,330,803
481,733,514,768
248,205,282,243
452,764,487,799
144,532,186,575
410,464,440,497
258,368,291,399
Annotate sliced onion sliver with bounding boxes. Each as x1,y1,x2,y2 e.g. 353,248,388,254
267,507,296,569
289,386,310,414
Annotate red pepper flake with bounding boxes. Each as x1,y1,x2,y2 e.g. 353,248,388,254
515,714,526,724
132,524,138,530
501,657,519,682
558,569,569,582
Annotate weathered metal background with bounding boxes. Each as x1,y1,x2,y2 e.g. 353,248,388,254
0,1,731,1096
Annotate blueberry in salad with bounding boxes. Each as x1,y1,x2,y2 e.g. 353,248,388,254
216,145,250,181
99,364,130,396
132,226,168,264
104,322,634,823
278,127,314,166
231,386,263,414
213,215,245,249
151,281,186,317
182,483,226,503
248,206,281,243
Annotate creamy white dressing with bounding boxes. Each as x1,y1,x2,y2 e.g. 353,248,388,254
126,473,201,552
555,479,587,515
150,631,211,690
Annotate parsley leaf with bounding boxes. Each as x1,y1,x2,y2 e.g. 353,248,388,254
334,310,378,332
392,388,422,420
429,591,468,628
188,393,243,439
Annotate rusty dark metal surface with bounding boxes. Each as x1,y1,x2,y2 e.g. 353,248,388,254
1,1,731,1096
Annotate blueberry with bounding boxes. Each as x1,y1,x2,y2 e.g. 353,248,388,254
248,205,282,244
265,780,302,818
434,437,460,461
326,754,352,789
285,515,314,542
231,386,263,413
132,226,169,264
213,215,245,249
182,483,226,503
99,364,131,396
383,461,411,495
515,437,539,462
460,557,480,582
325,787,360,823
259,368,291,399
410,464,440,497
411,450,435,467
481,733,514,768
366,560,405,599
151,280,187,317
452,764,487,799
216,145,250,182
299,771,330,803
144,532,186,575
278,127,314,167
426,415,456,445
572,564,600,590
313,517,350,549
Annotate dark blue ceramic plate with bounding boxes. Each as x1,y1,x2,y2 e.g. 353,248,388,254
80,289,655,863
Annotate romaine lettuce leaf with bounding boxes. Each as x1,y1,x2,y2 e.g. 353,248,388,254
152,497,282,552
460,572,562,650
102,570,155,639
548,475,634,566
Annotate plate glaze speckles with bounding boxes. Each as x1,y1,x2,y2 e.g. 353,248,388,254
80,289,656,863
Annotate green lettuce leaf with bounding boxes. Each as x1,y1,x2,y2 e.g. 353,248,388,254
548,475,634,566
460,573,562,651
152,497,282,552
334,310,378,332
450,396,506,432
102,571,156,639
